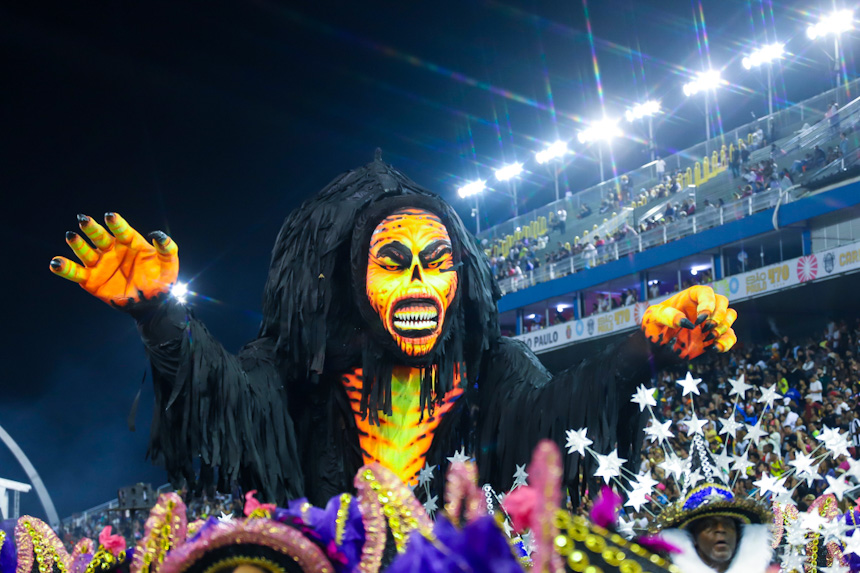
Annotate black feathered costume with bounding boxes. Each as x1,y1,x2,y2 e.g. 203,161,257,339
132,153,673,506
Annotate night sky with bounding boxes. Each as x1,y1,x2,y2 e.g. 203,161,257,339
0,0,851,520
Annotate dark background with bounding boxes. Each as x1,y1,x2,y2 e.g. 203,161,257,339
0,0,853,520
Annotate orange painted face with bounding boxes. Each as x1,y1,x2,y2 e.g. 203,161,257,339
366,208,458,357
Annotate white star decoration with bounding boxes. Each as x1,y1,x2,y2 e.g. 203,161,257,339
594,449,627,484
565,428,593,456
644,418,674,444
676,371,702,396
218,511,234,523
712,448,733,474
730,452,754,474
512,464,529,489
744,422,767,446
818,426,852,458
502,519,513,538
781,550,806,572
821,564,850,573
617,517,635,539
789,451,815,476
624,486,650,512
423,494,439,514
634,472,658,491
685,469,703,488
824,475,852,501
630,384,657,411
718,414,744,439
757,384,781,408
417,463,435,488
684,412,708,436
752,473,786,498
659,454,685,481
728,374,752,399
842,533,860,556
447,448,470,464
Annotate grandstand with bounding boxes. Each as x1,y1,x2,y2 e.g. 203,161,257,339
484,78,860,351
482,78,860,303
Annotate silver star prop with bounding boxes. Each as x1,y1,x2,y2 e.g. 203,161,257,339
718,413,744,439
659,454,685,481
676,371,702,396
824,475,852,501
756,384,780,408
800,511,829,533
785,522,808,545
684,412,708,436
447,448,470,465
644,418,674,444
630,384,657,411
502,519,513,538
781,550,806,572
789,451,815,476
752,473,786,498
743,422,767,446
617,517,635,539
727,374,752,399
818,426,852,458
565,427,593,456
218,511,234,523
594,449,627,484
512,464,529,489
820,564,850,573
846,458,860,481
624,486,650,512
417,463,435,488
521,532,534,557
730,452,754,474
685,469,703,488
634,472,659,491
712,448,733,474
843,532,860,556
820,518,849,543
423,494,439,514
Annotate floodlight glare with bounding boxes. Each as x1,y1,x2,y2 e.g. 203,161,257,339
171,281,189,304
535,141,568,164
742,43,785,70
807,10,854,40
577,117,622,144
683,69,724,97
495,162,524,181
625,100,661,122
457,179,486,198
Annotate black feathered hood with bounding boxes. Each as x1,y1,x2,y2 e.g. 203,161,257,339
258,150,501,419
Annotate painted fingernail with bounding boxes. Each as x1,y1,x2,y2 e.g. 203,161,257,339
680,318,695,329
65,231,78,242
50,258,62,270
704,333,716,343
76,214,90,225
702,321,716,332
105,212,117,221
148,231,168,243
695,313,708,326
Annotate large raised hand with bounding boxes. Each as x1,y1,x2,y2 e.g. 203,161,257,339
641,285,737,360
50,213,179,308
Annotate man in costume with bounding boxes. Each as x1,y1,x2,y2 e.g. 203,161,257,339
657,435,773,573
48,151,737,505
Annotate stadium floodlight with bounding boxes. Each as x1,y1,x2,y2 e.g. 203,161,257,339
494,163,524,216
577,117,623,144
807,10,854,40
625,100,661,122
682,70,724,97
457,179,486,199
494,162,523,182
742,43,784,70
808,10,854,88
625,101,661,174
683,70,724,150
170,281,189,304
535,141,568,164
742,43,784,119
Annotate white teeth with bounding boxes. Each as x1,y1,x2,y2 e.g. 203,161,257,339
393,319,438,331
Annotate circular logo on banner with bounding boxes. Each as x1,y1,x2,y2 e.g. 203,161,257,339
633,302,645,325
575,320,584,336
566,325,572,340
797,255,818,283
729,277,739,294
824,252,835,274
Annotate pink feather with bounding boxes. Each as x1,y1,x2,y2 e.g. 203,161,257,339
589,486,622,529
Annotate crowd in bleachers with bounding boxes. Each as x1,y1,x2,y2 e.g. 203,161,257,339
608,316,860,522
58,493,239,549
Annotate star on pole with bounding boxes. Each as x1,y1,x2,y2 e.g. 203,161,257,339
447,448,470,464
842,532,860,556
423,494,439,514
644,418,674,444
512,464,529,489
659,455,685,481
677,371,702,397
752,473,782,498
757,384,781,409
824,475,852,501
624,486,650,512
417,463,435,488
713,448,733,474
594,449,627,484
565,428,593,456
731,451,754,474
718,414,744,439
818,426,852,458
744,422,767,446
685,412,708,436
727,374,752,399
218,511,234,523
789,451,815,476
630,385,657,411
821,563,850,573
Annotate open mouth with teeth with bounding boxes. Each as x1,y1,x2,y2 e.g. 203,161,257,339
390,298,441,338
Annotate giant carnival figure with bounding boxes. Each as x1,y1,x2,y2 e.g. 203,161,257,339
49,152,737,505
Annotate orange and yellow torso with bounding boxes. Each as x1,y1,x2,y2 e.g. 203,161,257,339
341,366,463,485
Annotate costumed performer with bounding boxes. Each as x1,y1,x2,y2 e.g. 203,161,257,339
656,434,773,573
48,151,738,506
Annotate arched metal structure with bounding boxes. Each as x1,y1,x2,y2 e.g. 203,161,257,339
0,423,59,528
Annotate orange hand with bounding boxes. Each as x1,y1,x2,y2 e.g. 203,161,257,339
641,285,737,360
50,213,179,307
